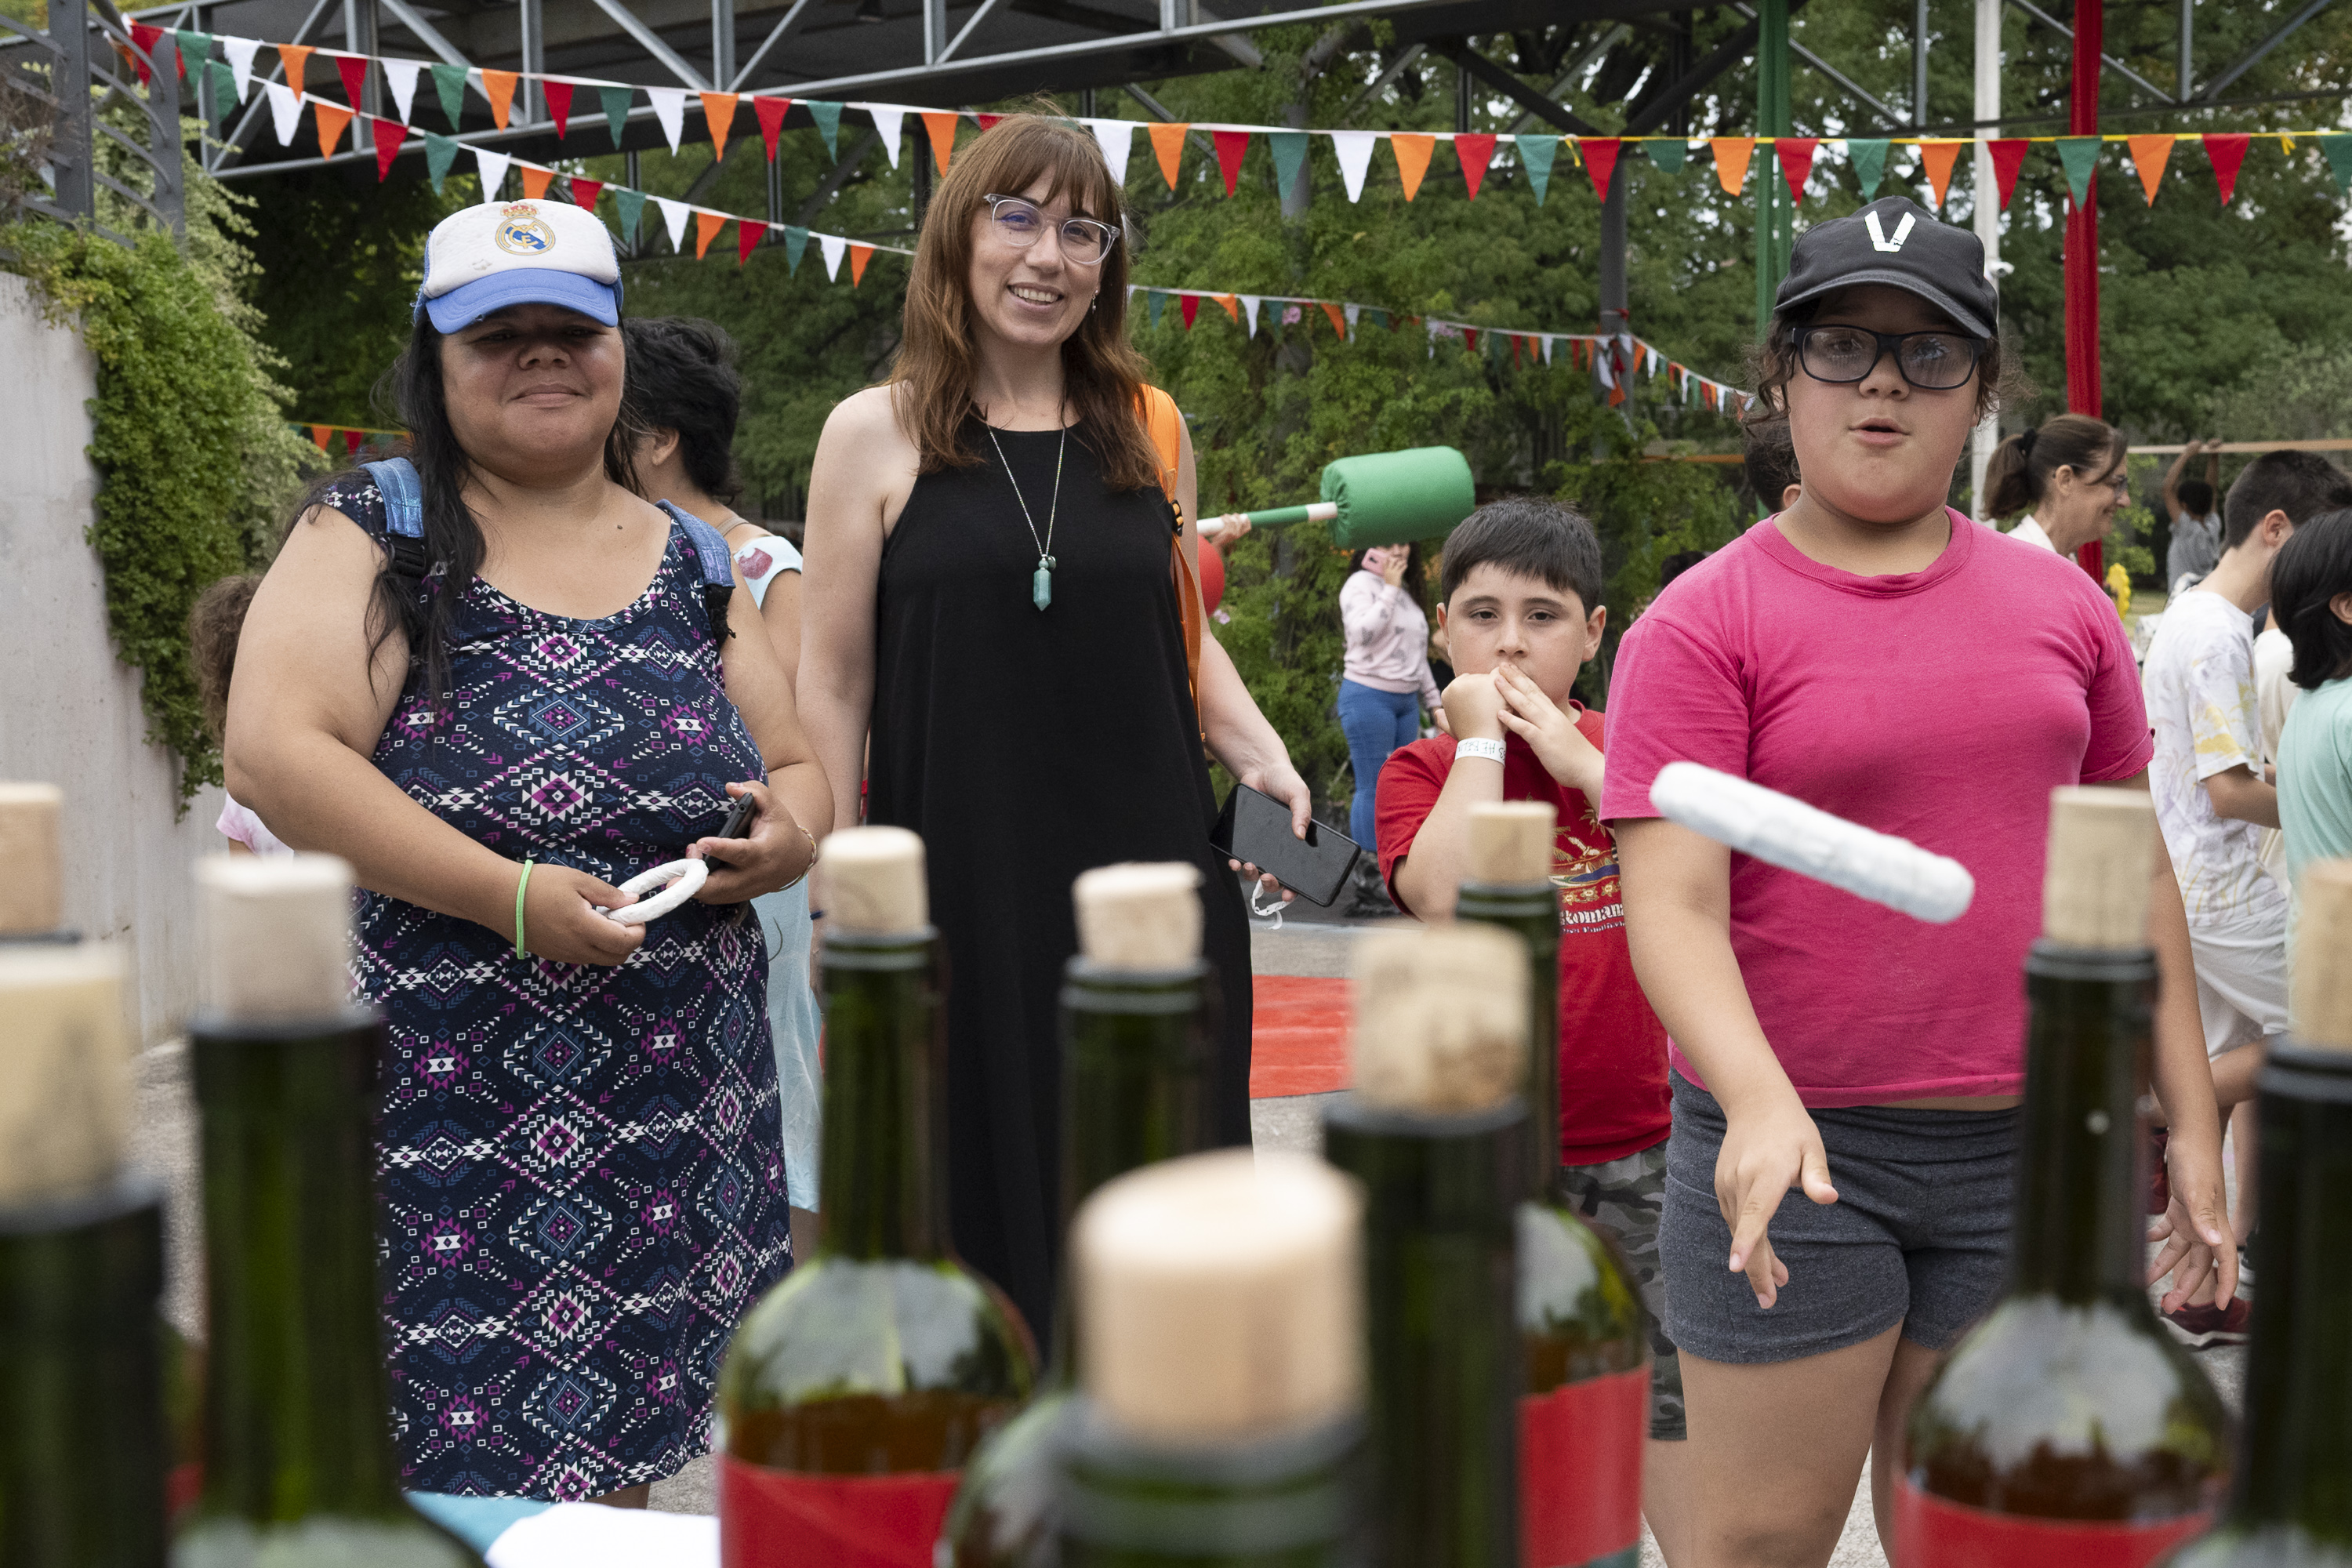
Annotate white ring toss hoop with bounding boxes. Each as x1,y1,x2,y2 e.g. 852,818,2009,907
602,858,708,925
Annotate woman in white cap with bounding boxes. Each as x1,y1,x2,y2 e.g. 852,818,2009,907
226,198,832,1507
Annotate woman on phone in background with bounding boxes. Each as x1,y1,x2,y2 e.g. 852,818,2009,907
1338,543,1443,915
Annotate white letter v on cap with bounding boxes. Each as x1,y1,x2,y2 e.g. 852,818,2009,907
1866,212,1915,252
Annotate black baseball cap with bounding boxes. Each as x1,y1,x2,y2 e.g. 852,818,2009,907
1773,196,1998,339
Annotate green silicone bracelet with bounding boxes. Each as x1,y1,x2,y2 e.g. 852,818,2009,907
514,858,534,960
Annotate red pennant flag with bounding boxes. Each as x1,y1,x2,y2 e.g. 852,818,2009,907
312,100,354,158
1463,328,1479,357
1918,140,1963,209
756,96,789,160
1320,301,1348,339
543,80,573,139
343,429,364,456
693,210,724,259
519,164,555,199
1213,130,1249,196
1455,133,1497,199
1179,293,1201,328
1776,136,1818,203
1987,139,2030,208
1511,333,1523,366
738,219,764,264
335,53,368,110
568,176,603,209
976,113,1002,130
480,69,518,130
702,93,740,159
128,21,162,83
372,116,407,180
1580,137,1621,200
309,423,332,449
850,243,873,285
2203,132,2250,205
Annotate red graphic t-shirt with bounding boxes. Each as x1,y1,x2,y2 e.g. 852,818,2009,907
1375,709,1671,1165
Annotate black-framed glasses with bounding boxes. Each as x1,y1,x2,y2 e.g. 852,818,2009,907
982,194,1120,267
1794,325,1986,391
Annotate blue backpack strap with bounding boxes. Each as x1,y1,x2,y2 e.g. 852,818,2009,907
361,457,434,605
659,502,738,642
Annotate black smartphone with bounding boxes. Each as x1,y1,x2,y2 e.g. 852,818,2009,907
717,792,760,840
1210,783,1363,908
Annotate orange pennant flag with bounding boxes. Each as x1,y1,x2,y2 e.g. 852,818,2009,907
922,111,957,172
1391,133,1436,201
1147,122,1189,189
849,243,873,286
1319,301,1347,338
480,68,517,130
519,164,554,199
693,210,725,260
1917,139,1964,209
1710,136,1756,194
1214,293,1240,323
2127,134,2176,204
311,100,353,158
278,43,312,89
309,423,332,449
700,92,739,159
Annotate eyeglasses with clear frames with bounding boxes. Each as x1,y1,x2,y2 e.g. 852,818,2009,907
982,194,1120,267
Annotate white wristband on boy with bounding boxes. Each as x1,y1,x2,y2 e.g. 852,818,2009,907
1454,737,1507,766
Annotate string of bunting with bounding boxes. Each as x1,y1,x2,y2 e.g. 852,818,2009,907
295,420,405,454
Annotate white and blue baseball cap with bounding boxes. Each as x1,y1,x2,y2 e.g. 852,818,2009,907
415,199,623,332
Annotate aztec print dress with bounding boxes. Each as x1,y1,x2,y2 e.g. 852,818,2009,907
325,471,792,1500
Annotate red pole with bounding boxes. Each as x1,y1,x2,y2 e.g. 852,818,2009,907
2066,0,2103,580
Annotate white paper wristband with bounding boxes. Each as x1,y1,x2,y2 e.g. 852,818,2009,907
1454,737,1507,765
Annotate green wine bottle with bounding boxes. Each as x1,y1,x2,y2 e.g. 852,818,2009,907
1899,789,2230,1566
719,828,1035,1567
1058,1149,1367,1568
174,855,478,1568
2163,859,2352,1568
0,945,169,1567
941,863,1218,1568
1455,802,1650,1568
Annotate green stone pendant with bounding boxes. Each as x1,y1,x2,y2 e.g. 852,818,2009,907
1032,554,1055,612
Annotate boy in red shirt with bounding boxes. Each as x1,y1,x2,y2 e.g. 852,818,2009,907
1373,498,1682,1548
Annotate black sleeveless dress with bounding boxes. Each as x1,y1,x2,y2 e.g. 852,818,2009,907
868,417,1254,1343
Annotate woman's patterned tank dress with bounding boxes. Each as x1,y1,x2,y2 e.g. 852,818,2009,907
325,471,793,1500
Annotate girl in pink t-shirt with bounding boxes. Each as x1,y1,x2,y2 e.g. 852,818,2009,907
1599,197,2236,1563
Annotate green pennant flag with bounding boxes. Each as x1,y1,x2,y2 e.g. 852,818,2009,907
2318,133,2352,194
1644,137,1686,174
1517,133,1559,205
783,225,809,273
173,30,212,71
600,85,632,149
2056,136,2102,205
1267,130,1308,198
430,63,467,131
1147,289,1165,329
1846,137,1889,196
205,59,236,125
806,100,841,161
423,131,459,193
613,187,646,242
1359,307,1388,332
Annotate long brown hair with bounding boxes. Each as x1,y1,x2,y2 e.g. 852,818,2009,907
1981,413,2126,520
891,112,1161,492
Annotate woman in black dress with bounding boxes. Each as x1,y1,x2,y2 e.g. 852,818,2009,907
798,114,1311,1344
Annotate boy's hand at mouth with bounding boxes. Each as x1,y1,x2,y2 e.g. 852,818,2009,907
1440,670,1504,740
1494,660,1603,797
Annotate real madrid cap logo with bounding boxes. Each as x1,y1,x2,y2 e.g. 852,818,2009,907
495,201,557,256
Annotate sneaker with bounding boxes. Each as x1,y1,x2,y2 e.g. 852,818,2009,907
2162,1296,2252,1351
2147,1127,2171,1217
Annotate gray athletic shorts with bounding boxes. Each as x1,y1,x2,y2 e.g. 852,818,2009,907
1661,1073,2020,1365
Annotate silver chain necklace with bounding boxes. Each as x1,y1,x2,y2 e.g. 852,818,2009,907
985,413,1066,612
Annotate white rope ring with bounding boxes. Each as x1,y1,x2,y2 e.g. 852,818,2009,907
603,858,709,926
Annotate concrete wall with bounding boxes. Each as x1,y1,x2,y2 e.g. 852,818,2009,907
0,271,227,1042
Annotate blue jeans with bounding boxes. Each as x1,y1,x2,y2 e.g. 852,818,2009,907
1338,678,1421,848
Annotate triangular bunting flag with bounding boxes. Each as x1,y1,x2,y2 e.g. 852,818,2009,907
850,243,873,285
1646,137,1686,174
343,430,364,456
1456,132,1497,199
1320,301,1347,337
701,92,739,158
335,53,367,112
1392,133,1436,201
371,116,406,180
648,87,685,153
204,60,237,124
126,21,162,83
2203,132,2249,205
174,31,212,74
1846,136,1889,196
2320,133,2352,194
807,99,841,160
783,226,808,273
1212,129,1249,195
543,80,573,139
423,129,459,191
870,105,903,167
922,111,957,172
655,196,689,251
693,210,725,260
1146,290,1166,329
1179,293,1200,328
2126,133,2175,204
309,424,332,449
1148,122,1189,188
312,100,354,158
223,37,260,100
1239,295,1260,337
1085,119,1133,183
738,218,764,264
1776,136,1817,203
519,164,554,199
1987,139,2029,208
1216,294,1240,323
1268,130,1307,197
756,95,789,159
1462,328,1479,357
480,68,517,130
430,63,466,130
1579,137,1621,200
277,42,311,90
614,187,646,242
1918,139,1963,208
2056,136,2101,205
1518,133,1559,204
568,176,602,210
1363,307,1388,332
1330,130,1377,203
382,58,419,122
600,85,632,147
1711,136,1756,194
818,232,846,280
473,147,511,198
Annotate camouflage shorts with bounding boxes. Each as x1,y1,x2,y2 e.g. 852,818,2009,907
1559,1139,1682,1441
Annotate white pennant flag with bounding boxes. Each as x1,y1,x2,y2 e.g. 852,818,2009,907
263,79,302,145
647,87,686,153
818,232,847,281
1541,335,1555,365
655,197,690,251
1083,119,1134,185
1239,295,1260,338
1646,346,1661,377
382,58,421,124
223,36,261,101
1330,131,1377,203
869,106,905,168
1343,303,1360,340
474,147,512,198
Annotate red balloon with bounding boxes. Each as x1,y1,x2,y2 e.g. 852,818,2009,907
1197,538,1226,613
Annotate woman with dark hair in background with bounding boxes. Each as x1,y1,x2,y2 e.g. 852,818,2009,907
2274,508,2352,927
1982,412,2131,556
624,316,823,1265
225,201,832,1504
1338,539,1443,914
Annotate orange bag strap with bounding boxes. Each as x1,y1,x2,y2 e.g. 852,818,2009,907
1139,384,1203,716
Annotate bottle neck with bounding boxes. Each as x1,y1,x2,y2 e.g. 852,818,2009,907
191,1010,408,1519
1457,881,1561,1195
2225,1044,2352,1537
2006,945,2152,1304
818,929,950,1262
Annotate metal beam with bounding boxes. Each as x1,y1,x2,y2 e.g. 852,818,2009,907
1619,0,1797,137
1730,2,1900,126
1453,45,1600,136
376,0,471,70
1192,2,1264,70
2005,0,2175,103
938,0,1011,64
729,0,815,89
2197,0,2331,102
584,0,709,89
1502,24,1624,135
1123,82,1218,158
1912,0,1927,126
711,0,734,91
206,0,334,170
795,124,882,222
519,0,542,122
1336,42,1424,122
2176,0,2190,100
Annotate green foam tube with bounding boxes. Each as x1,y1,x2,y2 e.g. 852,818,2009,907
1214,447,1476,546
1238,501,1338,530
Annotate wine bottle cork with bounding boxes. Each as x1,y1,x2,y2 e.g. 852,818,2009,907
820,826,927,934
196,854,355,1023
1076,1149,1362,1444
0,782,64,936
1350,925,1527,1115
2041,788,2158,950
0,945,131,1205
1467,801,1555,885
1074,862,1202,969
2293,860,2352,1051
